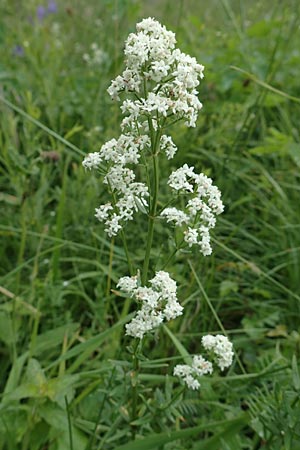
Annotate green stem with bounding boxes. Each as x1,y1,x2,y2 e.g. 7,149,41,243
142,124,161,285
105,238,114,298
162,239,184,270
16,199,27,293
120,229,134,276
118,230,135,322
142,211,155,285
131,339,140,439
109,185,133,276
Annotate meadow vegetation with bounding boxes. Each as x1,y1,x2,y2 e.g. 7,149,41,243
0,1,300,449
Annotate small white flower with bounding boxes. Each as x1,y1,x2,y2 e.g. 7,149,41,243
104,166,135,193
160,135,177,159
125,308,164,339
198,226,212,256
148,60,170,82
160,165,224,256
160,208,189,226
173,364,193,378
118,271,183,339
95,203,113,222
104,213,122,237
173,357,210,390
168,164,196,192
184,227,198,247
185,375,200,390
202,334,234,371
192,355,213,376
82,152,102,170
173,364,200,389
187,197,204,216
107,18,204,128
117,275,139,294
201,334,215,349
107,77,123,100
149,270,177,296
164,301,183,321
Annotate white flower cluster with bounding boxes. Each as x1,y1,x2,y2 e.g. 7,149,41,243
108,17,205,128
202,334,234,371
160,164,224,255
173,335,233,390
83,133,150,170
174,355,213,390
83,19,207,237
117,271,183,339
83,133,150,237
160,135,177,159
160,207,189,226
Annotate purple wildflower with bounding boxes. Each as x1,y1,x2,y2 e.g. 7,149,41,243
13,45,25,57
37,5,47,21
47,1,57,13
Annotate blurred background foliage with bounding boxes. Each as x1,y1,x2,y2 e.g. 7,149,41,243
0,0,300,449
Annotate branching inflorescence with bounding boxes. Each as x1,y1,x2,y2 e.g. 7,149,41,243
83,18,233,390
174,335,234,390
117,271,183,339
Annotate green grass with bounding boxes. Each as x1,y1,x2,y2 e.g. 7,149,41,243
1,0,300,449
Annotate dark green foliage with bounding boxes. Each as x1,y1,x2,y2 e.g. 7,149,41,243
0,0,300,448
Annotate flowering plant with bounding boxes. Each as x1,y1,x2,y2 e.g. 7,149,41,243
83,17,233,435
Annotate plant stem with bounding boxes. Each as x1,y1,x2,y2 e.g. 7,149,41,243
162,239,185,270
141,72,161,285
142,125,161,285
105,237,114,297
131,339,140,439
120,229,134,275
110,186,133,275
